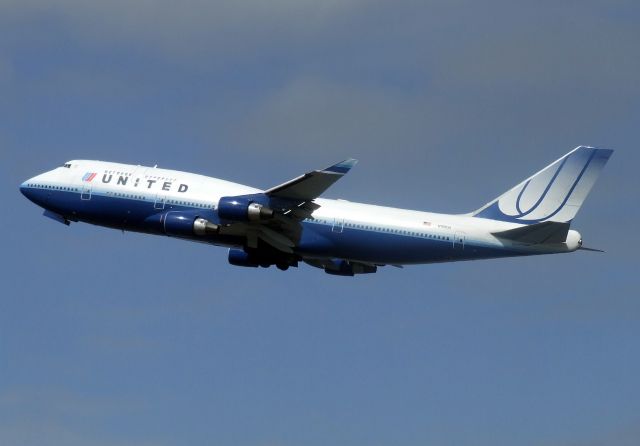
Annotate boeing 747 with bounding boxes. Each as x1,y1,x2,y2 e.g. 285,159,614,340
20,146,612,275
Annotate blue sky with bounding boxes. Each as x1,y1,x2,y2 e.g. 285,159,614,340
1,1,639,445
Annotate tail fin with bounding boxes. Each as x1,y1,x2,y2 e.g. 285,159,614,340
473,146,613,224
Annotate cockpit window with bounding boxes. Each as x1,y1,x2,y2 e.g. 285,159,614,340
63,163,71,168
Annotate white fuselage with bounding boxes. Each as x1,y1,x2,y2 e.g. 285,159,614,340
20,160,582,270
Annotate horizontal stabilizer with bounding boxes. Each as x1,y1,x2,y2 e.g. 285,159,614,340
492,221,570,244
579,246,605,253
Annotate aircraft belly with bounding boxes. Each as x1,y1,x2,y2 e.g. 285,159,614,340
296,222,518,264
41,191,534,265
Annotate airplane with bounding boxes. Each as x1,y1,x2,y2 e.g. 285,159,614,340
20,146,612,276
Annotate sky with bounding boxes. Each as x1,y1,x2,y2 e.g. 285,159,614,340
1,1,639,445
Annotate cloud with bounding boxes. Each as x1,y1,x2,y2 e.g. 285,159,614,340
0,421,163,446
0,388,157,446
0,0,370,62
218,77,434,159
2,0,639,83
429,5,640,96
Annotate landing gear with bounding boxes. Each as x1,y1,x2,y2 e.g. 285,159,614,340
229,244,299,271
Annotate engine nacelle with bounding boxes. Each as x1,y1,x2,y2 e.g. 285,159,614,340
218,196,274,222
324,260,377,276
228,248,298,270
163,212,219,237
228,249,259,267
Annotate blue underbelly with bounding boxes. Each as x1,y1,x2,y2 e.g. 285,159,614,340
40,190,523,264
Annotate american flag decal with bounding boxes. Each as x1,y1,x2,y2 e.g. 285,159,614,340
82,172,97,182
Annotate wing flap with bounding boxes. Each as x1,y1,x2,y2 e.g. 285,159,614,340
285,201,321,219
258,226,295,253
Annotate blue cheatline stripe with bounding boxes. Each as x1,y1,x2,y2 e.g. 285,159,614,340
29,188,537,264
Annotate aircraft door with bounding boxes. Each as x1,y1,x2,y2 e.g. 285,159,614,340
454,231,465,250
154,194,166,210
81,184,92,200
72,168,96,201
332,218,344,233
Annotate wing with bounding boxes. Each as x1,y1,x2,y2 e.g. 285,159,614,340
265,158,358,201
266,158,357,220
217,159,358,253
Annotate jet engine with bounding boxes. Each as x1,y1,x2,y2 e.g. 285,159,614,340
227,248,298,270
227,249,260,267
217,197,274,222
323,259,377,276
163,212,219,237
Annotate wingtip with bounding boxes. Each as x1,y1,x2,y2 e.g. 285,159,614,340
325,158,358,174
339,158,358,168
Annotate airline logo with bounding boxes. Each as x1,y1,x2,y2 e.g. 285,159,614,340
495,148,606,222
475,146,612,224
80,171,190,193
82,172,97,182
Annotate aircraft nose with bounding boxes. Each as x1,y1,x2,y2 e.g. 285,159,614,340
20,180,30,196
20,176,40,202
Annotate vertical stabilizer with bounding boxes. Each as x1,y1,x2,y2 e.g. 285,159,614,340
473,146,613,224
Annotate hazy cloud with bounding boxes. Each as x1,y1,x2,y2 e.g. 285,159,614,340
0,388,156,446
220,77,433,158
0,0,370,61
